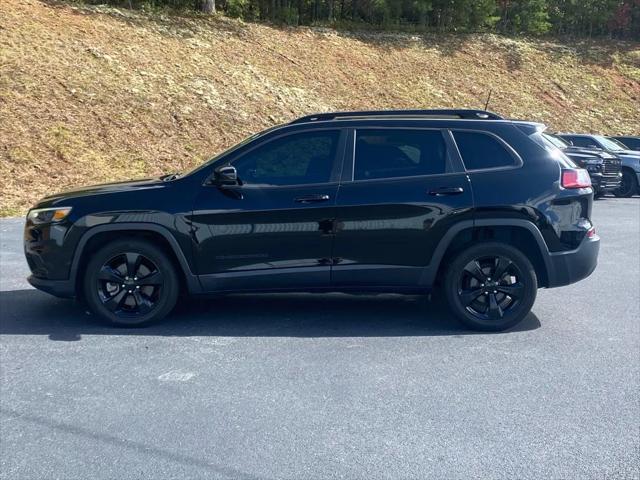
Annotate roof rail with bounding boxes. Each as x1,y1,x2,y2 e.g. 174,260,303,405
290,109,504,124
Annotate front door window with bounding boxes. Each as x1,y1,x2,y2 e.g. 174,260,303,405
233,130,340,186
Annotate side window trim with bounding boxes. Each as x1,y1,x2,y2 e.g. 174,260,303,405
211,127,347,189
340,128,356,184
443,129,466,173
449,128,523,172
343,126,461,184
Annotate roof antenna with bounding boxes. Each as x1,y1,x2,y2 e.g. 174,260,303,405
484,89,493,111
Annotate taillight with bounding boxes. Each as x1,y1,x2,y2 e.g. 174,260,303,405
561,168,592,189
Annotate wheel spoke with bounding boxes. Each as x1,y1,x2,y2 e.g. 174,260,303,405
125,253,142,278
103,289,127,312
138,269,163,286
496,282,525,299
133,291,153,314
493,257,512,280
98,265,124,283
459,288,485,306
487,293,504,319
464,260,487,282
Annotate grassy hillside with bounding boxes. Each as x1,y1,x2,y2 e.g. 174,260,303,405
1,0,639,215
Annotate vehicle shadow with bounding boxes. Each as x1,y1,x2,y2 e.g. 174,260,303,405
0,289,540,341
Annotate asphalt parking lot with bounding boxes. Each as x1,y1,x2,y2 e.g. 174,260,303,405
1,198,639,480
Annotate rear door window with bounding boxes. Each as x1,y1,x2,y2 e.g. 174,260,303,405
452,131,517,170
353,129,448,181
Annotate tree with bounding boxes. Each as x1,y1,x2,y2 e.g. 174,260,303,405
498,0,551,34
201,0,216,13
85,0,640,38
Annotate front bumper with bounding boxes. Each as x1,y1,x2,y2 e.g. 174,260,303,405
546,234,600,288
24,218,79,298
27,275,75,298
589,172,622,192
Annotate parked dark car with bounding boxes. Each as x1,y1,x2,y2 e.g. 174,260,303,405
609,136,640,152
542,133,621,197
558,134,640,197
25,109,600,331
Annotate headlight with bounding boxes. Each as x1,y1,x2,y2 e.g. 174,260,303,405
27,207,72,224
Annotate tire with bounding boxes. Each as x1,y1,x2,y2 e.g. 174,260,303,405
614,169,638,198
83,239,180,326
443,242,537,332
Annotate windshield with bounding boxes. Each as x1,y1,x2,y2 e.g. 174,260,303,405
594,135,625,151
543,133,569,149
606,137,630,150
529,131,577,168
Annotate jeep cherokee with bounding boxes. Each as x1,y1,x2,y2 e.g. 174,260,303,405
24,109,600,331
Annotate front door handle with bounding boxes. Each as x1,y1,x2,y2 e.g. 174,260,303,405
428,187,464,196
295,194,330,204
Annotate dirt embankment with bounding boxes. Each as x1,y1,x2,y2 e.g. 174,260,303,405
1,0,639,214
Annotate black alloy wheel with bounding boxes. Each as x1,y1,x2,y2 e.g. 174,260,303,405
97,252,163,317
444,242,537,331
457,255,524,322
84,239,179,326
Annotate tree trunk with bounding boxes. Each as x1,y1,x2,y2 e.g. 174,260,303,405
201,0,216,14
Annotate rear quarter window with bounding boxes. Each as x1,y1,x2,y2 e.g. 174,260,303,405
452,131,517,171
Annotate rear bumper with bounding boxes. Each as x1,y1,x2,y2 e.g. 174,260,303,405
546,235,600,288
27,275,75,298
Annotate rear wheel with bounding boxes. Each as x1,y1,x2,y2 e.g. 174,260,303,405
444,243,537,331
83,239,179,326
614,169,638,198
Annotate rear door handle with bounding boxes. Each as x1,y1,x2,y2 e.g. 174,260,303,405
295,194,330,204
428,187,464,196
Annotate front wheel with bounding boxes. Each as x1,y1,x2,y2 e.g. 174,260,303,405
444,243,537,331
83,239,180,326
614,169,638,198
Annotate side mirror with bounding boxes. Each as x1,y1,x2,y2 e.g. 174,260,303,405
213,165,239,186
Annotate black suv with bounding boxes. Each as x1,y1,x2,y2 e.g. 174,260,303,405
24,109,600,331
542,133,622,197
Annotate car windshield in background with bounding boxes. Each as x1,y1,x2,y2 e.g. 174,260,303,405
595,135,625,151
607,137,631,150
529,131,577,168
543,133,570,149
